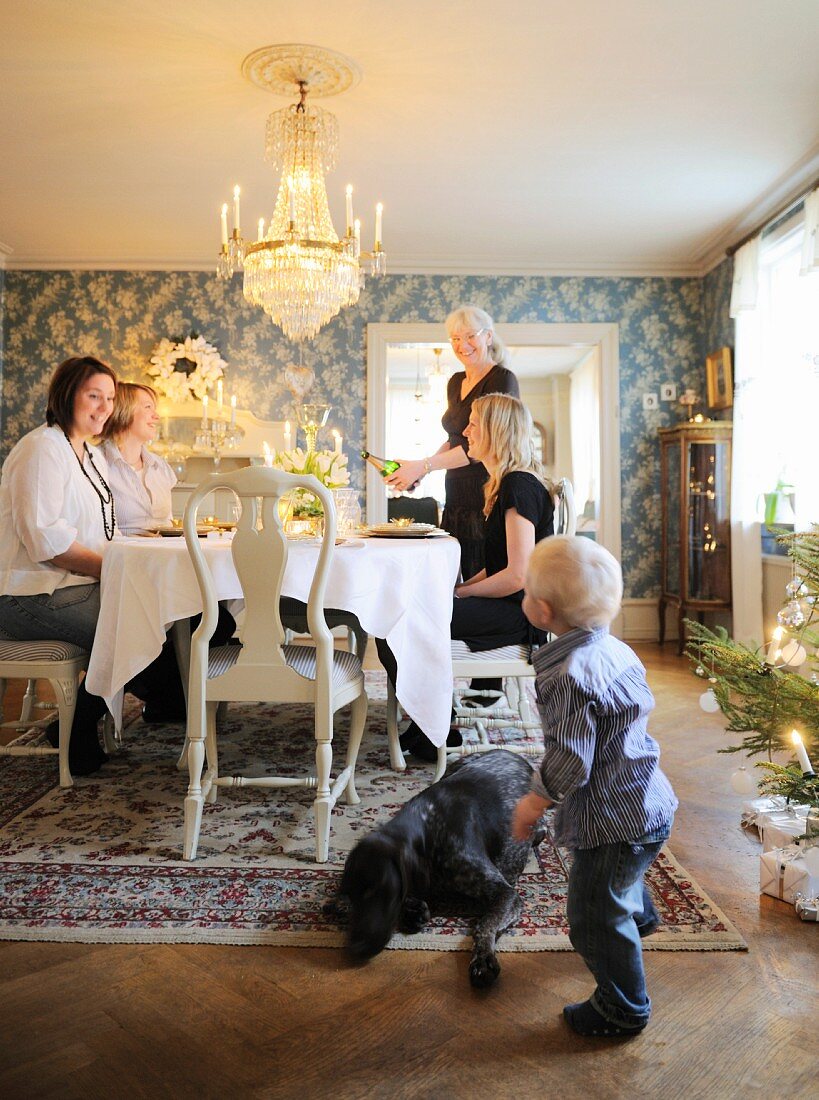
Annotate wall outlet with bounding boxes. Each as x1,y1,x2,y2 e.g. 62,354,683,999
642,392,659,411
660,382,677,402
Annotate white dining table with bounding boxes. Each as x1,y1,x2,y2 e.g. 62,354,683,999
85,532,461,744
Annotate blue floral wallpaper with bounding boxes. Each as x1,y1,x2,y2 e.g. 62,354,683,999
0,268,731,598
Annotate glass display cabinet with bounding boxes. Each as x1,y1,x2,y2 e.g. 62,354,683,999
658,422,732,654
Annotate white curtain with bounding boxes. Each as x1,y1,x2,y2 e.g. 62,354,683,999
800,187,819,275
729,238,765,645
730,236,760,317
569,352,600,511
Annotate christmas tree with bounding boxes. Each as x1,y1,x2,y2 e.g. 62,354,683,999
686,526,819,806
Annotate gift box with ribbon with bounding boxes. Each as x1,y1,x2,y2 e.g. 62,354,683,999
758,805,810,852
760,844,819,905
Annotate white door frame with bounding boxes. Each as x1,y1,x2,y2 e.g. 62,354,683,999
366,321,622,565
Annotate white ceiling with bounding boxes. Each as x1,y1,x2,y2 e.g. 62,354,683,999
1,0,818,275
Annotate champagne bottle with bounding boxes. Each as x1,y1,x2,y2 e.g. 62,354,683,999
360,450,400,477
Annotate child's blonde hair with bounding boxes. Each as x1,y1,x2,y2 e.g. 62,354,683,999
527,535,623,629
470,393,545,516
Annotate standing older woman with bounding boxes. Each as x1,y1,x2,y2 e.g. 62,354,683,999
385,305,519,581
0,355,118,773
98,382,177,534
377,393,554,761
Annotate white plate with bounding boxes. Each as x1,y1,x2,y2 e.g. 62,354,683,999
367,523,436,535
365,527,448,539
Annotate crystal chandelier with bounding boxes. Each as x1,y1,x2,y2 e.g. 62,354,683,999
216,45,386,344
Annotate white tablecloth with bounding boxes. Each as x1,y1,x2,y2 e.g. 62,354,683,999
86,534,461,744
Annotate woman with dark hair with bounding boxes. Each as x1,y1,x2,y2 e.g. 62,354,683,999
0,356,119,773
384,305,520,581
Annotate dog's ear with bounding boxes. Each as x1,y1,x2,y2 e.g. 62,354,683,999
397,840,428,899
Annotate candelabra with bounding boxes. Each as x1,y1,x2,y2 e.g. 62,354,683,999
193,417,245,468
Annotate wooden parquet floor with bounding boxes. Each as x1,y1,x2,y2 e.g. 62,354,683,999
0,644,816,1100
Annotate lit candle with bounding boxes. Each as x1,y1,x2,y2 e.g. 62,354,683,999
766,626,784,664
345,184,354,234
220,203,228,246
201,394,209,429
375,202,383,247
257,217,265,242
288,179,296,223
216,379,223,411
230,394,237,426
332,429,342,456
233,185,241,232
262,441,273,467
283,420,292,451
354,218,361,252
791,730,814,774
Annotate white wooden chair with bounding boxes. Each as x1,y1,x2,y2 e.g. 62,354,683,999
0,638,90,787
182,467,368,863
389,478,577,781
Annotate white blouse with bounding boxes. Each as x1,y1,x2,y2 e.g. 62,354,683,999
100,440,177,534
0,425,113,596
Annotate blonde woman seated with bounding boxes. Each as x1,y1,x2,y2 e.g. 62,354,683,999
376,393,554,761
100,382,235,722
98,382,176,533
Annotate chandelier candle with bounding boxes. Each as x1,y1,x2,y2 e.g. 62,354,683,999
361,450,400,477
284,421,292,451
201,395,209,430
346,185,354,235
230,395,237,426
220,204,228,247
233,185,241,232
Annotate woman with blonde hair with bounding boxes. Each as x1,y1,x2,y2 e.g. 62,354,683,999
377,393,554,760
98,382,176,534
385,305,519,580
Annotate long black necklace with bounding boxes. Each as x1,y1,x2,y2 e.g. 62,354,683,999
66,435,116,541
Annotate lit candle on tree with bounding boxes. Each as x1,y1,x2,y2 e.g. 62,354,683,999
791,730,814,774
766,626,784,664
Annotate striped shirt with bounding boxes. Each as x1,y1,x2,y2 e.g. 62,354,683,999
529,627,677,849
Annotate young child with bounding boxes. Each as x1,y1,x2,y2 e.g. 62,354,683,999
513,535,677,1038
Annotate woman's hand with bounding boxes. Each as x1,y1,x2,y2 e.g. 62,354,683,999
384,459,426,492
51,543,104,581
511,792,550,841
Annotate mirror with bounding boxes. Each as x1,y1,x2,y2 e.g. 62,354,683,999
366,322,621,566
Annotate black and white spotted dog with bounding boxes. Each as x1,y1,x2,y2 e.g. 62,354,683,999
340,750,543,988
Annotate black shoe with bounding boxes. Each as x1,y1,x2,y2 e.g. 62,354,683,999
563,1000,646,1038
636,919,661,938
461,693,503,709
69,747,109,777
142,702,187,724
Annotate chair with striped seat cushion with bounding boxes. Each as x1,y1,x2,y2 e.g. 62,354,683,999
182,466,368,864
0,637,90,788
388,478,577,782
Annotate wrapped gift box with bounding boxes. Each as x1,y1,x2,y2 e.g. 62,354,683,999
741,795,787,830
760,845,819,905
758,805,809,852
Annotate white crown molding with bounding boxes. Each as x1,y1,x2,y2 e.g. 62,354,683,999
696,144,819,276
4,255,703,278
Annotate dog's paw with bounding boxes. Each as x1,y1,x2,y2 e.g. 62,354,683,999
399,897,431,934
469,952,501,989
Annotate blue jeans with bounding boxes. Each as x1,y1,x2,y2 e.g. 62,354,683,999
567,828,670,1029
0,585,101,650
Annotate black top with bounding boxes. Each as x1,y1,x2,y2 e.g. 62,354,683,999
484,471,554,602
441,364,520,483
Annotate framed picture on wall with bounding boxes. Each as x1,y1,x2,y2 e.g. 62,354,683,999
706,347,733,410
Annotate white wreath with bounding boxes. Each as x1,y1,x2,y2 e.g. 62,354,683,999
147,335,227,402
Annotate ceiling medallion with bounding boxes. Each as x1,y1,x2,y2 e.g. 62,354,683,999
215,44,385,344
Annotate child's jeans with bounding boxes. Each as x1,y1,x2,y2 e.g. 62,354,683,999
567,827,671,1030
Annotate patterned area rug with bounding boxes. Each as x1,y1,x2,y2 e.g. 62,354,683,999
0,674,745,951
